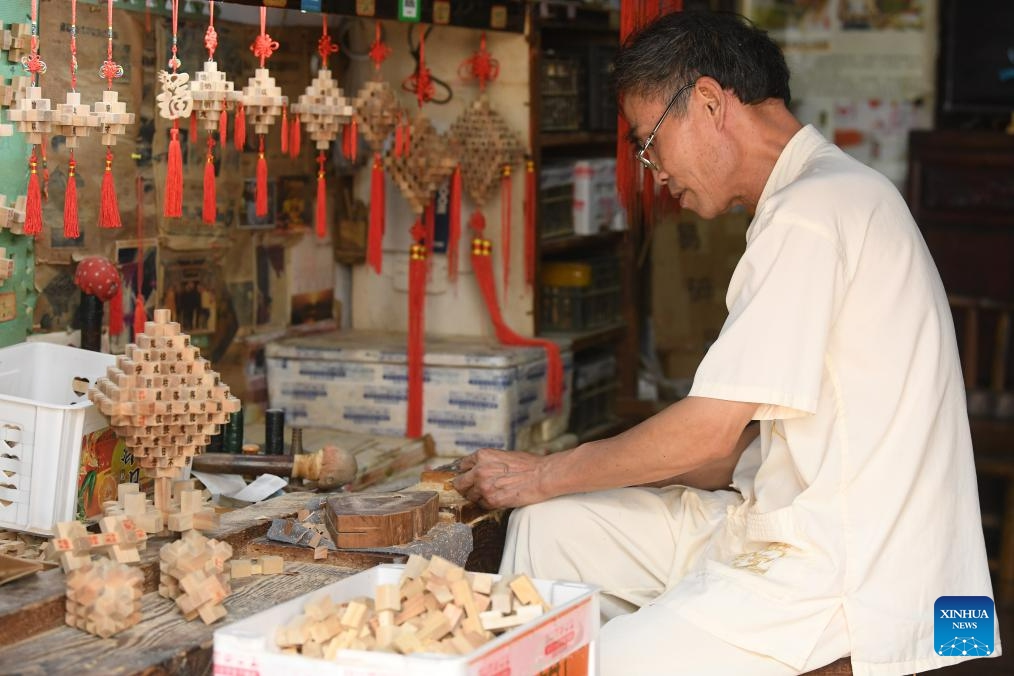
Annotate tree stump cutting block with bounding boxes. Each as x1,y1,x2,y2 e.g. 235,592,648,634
323,491,439,549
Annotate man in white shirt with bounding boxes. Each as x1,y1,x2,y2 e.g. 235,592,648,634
453,11,998,675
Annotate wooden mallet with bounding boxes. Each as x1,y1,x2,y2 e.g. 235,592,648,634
191,445,358,491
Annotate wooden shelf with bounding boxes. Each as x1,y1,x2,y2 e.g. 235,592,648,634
541,322,626,352
539,131,617,148
540,230,624,255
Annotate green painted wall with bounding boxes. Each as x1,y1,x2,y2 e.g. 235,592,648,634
0,0,36,347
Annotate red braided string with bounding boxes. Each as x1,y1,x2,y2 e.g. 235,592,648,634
251,7,279,68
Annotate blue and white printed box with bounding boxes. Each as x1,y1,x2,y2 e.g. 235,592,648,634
266,331,572,456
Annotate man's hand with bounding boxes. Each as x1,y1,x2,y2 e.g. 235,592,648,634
451,448,551,509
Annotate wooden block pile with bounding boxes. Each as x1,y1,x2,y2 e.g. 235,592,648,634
158,529,233,625
290,68,354,151
166,480,219,533
190,60,240,131
241,67,287,136
0,247,13,283
0,74,29,108
101,482,165,534
65,557,143,639
229,555,285,579
2,22,33,62
274,554,549,658
51,515,148,572
88,308,242,478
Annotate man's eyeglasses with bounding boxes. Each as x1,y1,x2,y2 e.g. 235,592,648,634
635,80,697,171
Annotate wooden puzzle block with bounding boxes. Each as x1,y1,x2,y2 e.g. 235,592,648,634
65,558,143,638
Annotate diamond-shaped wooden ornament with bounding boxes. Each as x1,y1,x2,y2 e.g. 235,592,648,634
241,68,287,136
88,309,241,483
190,60,240,132
291,68,353,150
384,114,457,215
51,91,99,149
447,96,524,208
353,80,401,150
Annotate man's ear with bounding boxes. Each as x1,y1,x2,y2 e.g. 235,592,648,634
695,76,727,129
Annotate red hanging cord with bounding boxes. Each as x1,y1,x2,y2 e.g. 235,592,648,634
501,164,512,294
203,136,217,225
470,233,563,410
63,0,81,239
447,165,462,283
98,0,124,229
524,159,536,286
234,102,246,150
281,104,289,154
256,136,268,217
164,0,184,218
132,174,146,337
367,154,385,273
406,223,428,437
315,152,327,239
22,0,44,235
289,113,301,159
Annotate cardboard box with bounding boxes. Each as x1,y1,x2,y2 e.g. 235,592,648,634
213,564,599,676
266,332,572,456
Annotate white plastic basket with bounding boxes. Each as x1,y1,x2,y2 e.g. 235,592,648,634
0,342,115,534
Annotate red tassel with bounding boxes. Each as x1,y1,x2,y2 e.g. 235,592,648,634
471,237,563,410
24,151,42,236
448,165,462,283
424,201,435,275
202,140,217,225
406,235,428,438
234,103,246,151
289,114,301,159
281,105,289,155
315,152,327,239
367,154,385,274
99,149,122,229
348,119,358,162
524,159,536,286
189,111,197,143
133,294,146,338
219,106,228,147
108,281,124,336
501,164,512,293
165,125,183,218
63,157,80,239
256,137,268,217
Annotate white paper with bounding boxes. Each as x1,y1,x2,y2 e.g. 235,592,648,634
191,471,250,498
228,474,289,503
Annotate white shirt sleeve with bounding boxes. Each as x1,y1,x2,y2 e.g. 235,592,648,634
688,217,845,420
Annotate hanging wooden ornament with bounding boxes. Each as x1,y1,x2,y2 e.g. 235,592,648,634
6,0,52,236
241,7,287,219
190,0,240,225
449,34,562,409
51,0,99,240
158,0,193,219
352,22,402,274
93,0,135,229
290,17,354,240
447,34,524,288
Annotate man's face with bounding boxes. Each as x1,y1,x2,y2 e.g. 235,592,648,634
622,87,731,220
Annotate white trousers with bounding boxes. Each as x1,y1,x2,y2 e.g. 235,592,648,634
500,487,850,675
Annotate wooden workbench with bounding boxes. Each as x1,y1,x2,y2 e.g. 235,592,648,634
0,492,399,675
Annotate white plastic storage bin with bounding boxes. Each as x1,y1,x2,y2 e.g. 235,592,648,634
0,342,115,534
214,564,599,676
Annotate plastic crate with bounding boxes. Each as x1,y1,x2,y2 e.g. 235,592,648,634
540,257,622,332
539,163,575,239
214,564,599,676
0,342,116,534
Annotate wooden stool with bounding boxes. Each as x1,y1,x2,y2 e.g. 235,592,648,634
805,657,852,675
